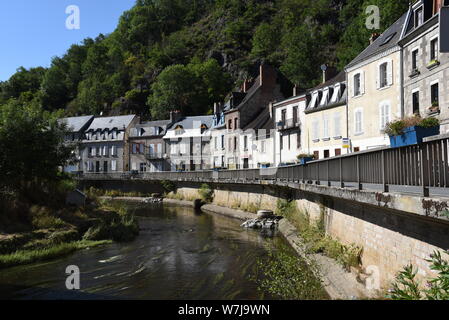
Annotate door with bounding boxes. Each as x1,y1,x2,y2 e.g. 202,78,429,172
243,158,249,169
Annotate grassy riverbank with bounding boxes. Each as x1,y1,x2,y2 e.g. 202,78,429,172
0,240,111,269
0,192,139,269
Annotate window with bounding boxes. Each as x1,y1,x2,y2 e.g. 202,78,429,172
228,138,232,151
415,7,423,27
431,83,439,106
140,163,147,172
323,115,329,138
297,131,301,149
354,147,360,153
233,137,237,151
111,145,117,157
103,146,108,157
313,151,319,160
293,107,298,124
281,109,287,125
380,102,391,130
234,118,238,130
280,134,284,150
244,136,248,151
324,150,330,159
335,149,341,156
111,160,117,171
430,38,439,61
355,109,363,134
221,135,224,150
261,140,266,153
228,119,232,130
379,63,388,88
96,146,101,157
412,49,418,70
334,112,341,137
353,73,361,96
412,91,420,115
214,136,218,150
288,133,291,150
312,120,319,141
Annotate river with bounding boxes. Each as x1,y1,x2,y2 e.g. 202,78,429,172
0,202,325,300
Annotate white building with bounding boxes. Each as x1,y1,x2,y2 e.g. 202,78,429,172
164,115,213,171
272,93,307,166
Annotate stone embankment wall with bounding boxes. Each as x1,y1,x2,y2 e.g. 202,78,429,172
170,183,449,290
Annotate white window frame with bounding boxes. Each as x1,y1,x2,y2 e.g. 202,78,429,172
379,101,391,131
323,115,330,139
334,112,341,137
354,108,363,135
352,71,364,97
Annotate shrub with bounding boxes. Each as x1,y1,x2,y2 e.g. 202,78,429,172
160,180,177,194
198,184,214,203
384,116,440,136
388,250,449,300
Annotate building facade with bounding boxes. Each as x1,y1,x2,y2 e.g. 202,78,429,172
273,94,307,165
345,14,408,152
304,71,348,159
401,0,449,132
129,119,172,173
164,115,213,171
223,63,293,169
59,115,94,173
80,115,138,173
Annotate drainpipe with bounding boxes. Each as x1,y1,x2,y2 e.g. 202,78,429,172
400,47,405,119
345,70,350,154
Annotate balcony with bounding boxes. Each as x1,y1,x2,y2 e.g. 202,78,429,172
276,118,300,131
146,153,167,160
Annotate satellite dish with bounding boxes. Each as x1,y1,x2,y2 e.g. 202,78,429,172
320,64,328,71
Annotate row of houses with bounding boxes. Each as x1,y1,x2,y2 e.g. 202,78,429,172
61,1,449,173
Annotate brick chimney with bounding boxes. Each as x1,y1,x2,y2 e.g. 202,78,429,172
370,32,380,44
259,63,277,88
170,110,182,124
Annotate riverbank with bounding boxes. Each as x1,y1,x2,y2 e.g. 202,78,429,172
0,199,139,269
201,203,374,300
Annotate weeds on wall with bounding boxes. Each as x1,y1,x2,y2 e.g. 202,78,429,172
198,184,214,203
388,250,449,300
276,199,363,271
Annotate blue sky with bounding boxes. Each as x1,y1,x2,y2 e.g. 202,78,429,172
0,0,136,81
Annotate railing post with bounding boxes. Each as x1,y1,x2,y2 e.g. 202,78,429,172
420,144,430,197
339,157,344,188
357,155,362,190
382,150,389,193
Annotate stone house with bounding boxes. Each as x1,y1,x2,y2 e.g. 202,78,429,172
400,0,449,132
223,63,293,169
128,118,174,173
59,115,94,173
304,71,348,160
80,115,139,173
345,14,408,152
163,115,213,171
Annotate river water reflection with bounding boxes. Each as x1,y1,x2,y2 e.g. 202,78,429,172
0,203,320,300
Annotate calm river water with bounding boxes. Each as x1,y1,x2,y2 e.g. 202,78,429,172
0,203,323,300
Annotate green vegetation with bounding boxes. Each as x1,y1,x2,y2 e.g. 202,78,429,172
160,180,177,194
276,199,362,271
198,184,214,203
384,116,440,136
252,242,328,300
0,0,410,119
0,240,111,269
388,251,449,300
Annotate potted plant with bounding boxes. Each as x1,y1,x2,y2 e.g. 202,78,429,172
384,116,440,148
297,153,315,165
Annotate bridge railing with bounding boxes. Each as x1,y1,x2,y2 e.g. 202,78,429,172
77,135,449,197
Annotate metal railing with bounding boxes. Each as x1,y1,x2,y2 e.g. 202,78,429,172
77,135,449,197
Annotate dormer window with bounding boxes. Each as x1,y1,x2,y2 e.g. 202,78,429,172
201,124,208,134
330,84,341,103
175,125,184,136
319,88,329,106
309,91,319,109
414,6,423,28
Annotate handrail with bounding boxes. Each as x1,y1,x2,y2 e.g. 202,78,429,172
76,135,449,197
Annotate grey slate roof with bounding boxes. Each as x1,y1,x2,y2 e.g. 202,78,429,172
171,115,214,130
86,115,136,131
132,119,172,137
59,115,94,133
346,12,408,69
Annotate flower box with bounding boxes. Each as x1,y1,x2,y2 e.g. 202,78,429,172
298,157,314,165
389,125,440,148
427,60,440,70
